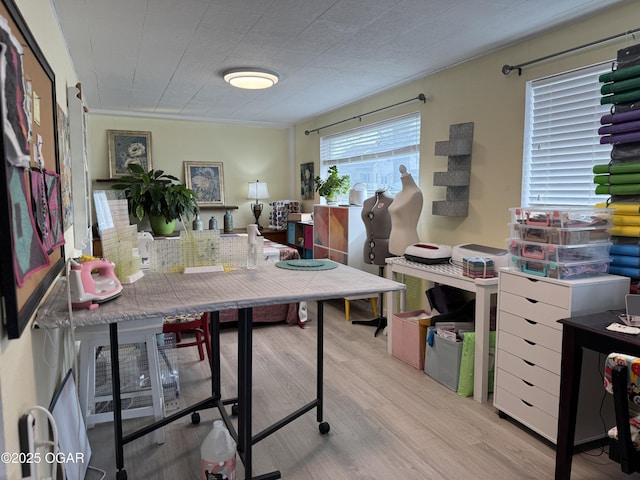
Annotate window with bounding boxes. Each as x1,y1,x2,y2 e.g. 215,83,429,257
522,61,613,207
319,112,421,197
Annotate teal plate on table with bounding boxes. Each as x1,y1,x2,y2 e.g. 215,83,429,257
275,259,338,270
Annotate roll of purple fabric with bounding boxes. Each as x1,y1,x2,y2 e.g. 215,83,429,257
600,130,640,144
598,119,640,135
601,107,640,125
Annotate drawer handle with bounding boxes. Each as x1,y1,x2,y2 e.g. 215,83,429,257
523,359,536,367
524,339,536,346
525,298,539,304
521,399,533,407
525,319,537,325
522,379,534,387
526,278,539,284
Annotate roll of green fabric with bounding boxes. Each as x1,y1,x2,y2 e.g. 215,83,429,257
593,173,640,184
593,162,640,174
599,64,640,84
595,183,640,195
601,88,640,105
601,76,640,95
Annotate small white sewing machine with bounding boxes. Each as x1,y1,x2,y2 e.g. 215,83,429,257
404,243,452,264
68,258,123,310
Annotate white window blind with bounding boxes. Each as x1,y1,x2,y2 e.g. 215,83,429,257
320,112,421,196
522,62,613,207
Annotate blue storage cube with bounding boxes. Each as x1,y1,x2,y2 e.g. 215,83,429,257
424,327,463,391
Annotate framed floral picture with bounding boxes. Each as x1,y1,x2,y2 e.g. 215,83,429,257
108,130,152,178
184,161,225,206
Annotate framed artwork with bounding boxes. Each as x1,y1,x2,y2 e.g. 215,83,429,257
108,130,152,178
300,162,314,200
0,0,65,339
184,161,225,206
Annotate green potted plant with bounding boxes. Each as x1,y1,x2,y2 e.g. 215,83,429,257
111,163,200,236
314,165,351,204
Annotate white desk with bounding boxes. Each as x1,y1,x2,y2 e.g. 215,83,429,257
385,257,499,403
38,262,405,480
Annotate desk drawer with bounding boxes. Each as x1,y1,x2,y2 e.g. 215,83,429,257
500,270,569,308
498,330,560,373
494,386,557,442
496,349,560,396
499,292,567,330
496,368,558,417
498,310,562,352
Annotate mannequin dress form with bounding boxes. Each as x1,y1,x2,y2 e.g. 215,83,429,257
388,165,423,256
352,188,394,336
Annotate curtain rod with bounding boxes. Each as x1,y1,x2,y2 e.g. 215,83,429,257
502,27,640,76
304,93,427,135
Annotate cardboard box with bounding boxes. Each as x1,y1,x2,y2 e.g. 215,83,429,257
391,310,431,369
288,212,313,222
424,327,463,391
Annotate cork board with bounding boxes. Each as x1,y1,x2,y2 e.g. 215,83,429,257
0,0,64,339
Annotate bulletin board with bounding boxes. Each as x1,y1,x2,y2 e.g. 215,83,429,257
0,0,64,339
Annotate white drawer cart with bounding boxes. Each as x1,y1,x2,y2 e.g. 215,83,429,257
494,268,629,444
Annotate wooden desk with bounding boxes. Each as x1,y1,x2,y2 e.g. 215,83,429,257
37,263,404,480
385,257,498,403
234,227,287,244
555,311,640,479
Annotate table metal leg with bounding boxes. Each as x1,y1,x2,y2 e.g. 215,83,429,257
317,300,324,423
555,325,581,480
109,323,127,479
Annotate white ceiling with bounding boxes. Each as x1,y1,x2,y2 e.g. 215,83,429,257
51,0,627,127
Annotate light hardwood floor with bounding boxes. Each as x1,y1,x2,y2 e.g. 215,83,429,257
86,300,630,479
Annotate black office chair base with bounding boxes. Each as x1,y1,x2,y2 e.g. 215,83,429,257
352,316,387,337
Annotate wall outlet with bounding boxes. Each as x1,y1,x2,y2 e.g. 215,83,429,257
18,413,35,479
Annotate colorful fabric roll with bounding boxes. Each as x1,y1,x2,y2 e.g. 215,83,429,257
601,77,640,96
608,265,640,279
600,130,640,145
593,163,640,174
610,225,640,237
601,107,640,125
594,173,640,185
611,244,640,256
613,214,640,226
599,64,640,84
611,254,640,267
601,89,640,106
598,120,640,135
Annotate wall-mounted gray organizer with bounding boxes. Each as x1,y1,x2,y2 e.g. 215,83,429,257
432,122,474,217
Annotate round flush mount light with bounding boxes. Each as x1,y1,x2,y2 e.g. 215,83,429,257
223,68,279,89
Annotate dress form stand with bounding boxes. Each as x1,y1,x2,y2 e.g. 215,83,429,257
388,164,423,256
352,188,394,337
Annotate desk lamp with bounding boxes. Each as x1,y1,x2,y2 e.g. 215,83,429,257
247,180,270,231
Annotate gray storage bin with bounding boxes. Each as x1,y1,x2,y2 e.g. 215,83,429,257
424,327,463,391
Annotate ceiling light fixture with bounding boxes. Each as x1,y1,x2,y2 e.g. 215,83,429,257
223,68,279,89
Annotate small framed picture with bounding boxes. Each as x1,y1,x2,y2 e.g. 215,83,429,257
108,130,152,178
184,161,225,206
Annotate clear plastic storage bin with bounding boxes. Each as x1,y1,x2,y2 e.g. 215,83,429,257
509,222,611,245
508,255,610,279
507,239,611,263
509,207,611,228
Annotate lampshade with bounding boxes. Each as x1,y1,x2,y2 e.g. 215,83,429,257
223,68,279,89
247,181,270,200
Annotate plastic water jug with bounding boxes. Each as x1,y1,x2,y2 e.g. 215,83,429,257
201,420,236,480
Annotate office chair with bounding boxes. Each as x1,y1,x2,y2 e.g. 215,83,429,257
163,312,211,365
604,352,640,474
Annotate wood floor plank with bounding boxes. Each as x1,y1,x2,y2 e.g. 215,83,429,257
86,299,630,479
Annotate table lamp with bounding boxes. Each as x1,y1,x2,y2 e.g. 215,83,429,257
247,180,270,230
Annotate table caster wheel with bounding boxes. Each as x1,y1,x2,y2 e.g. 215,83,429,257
116,469,128,480
319,422,330,434
191,412,201,424
231,404,238,416
497,410,507,419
